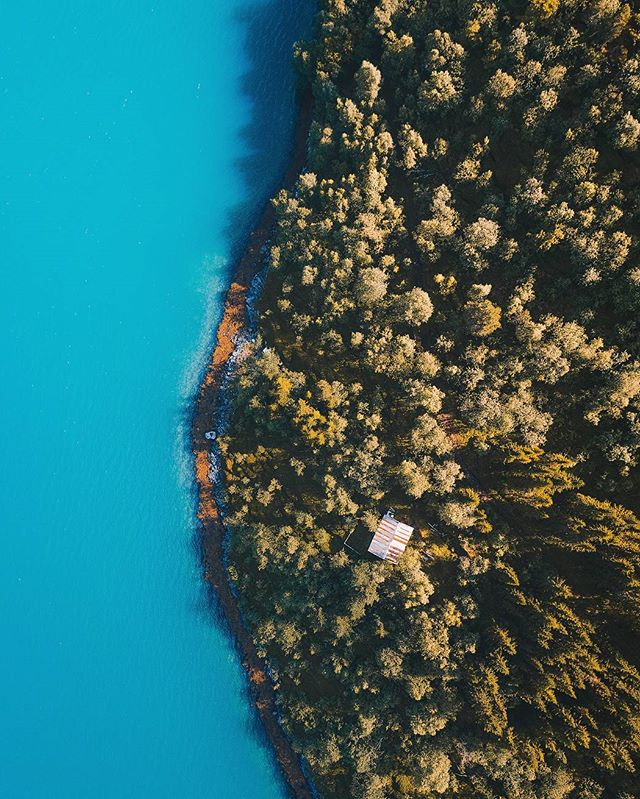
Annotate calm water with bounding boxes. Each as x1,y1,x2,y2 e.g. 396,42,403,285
0,1,313,797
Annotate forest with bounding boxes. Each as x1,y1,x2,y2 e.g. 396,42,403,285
218,0,640,796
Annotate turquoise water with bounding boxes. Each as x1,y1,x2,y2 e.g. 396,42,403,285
0,2,313,797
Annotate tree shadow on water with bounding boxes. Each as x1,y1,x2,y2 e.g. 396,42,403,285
184,1,317,794
224,0,317,263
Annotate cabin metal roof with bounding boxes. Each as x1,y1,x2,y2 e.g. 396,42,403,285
368,513,414,564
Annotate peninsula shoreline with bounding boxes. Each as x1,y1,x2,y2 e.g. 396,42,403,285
191,84,314,799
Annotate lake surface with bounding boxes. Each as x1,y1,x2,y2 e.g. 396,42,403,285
0,1,314,796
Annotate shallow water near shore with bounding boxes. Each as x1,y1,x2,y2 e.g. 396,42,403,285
0,1,313,796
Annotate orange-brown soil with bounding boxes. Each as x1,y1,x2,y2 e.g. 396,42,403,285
191,88,314,799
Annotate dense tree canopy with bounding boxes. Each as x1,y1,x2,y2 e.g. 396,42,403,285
218,1,640,796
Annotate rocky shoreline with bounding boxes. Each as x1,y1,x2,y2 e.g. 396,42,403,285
191,85,315,799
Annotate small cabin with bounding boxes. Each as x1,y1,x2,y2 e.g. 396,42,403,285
368,511,414,564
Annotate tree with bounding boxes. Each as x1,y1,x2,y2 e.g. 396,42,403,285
356,266,388,306
464,298,502,336
439,499,476,528
487,69,517,104
421,70,459,109
397,287,434,326
355,60,382,106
